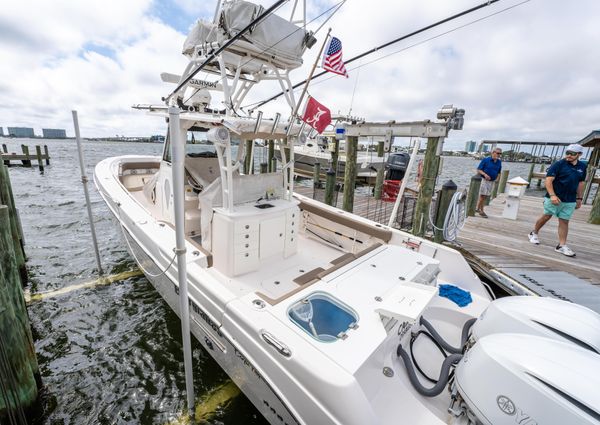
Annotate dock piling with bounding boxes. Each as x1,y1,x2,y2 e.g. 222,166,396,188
43,145,50,165
589,188,600,225
498,169,510,194
20,145,31,167
527,162,535,187
342,135,358,213
35,146,44,173
324,169,336,206
267,140,274,172
0,164,27,283
0,206,39,418
434,180,457,243
312,162,321,199
536,164,546,187
413,137,441,236
1,144,6,153
374,141,385,200
466,174,482,217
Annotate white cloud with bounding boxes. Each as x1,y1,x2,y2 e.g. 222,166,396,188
1,0,599,148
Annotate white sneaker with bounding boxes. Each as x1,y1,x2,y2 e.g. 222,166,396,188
555,245,575,257
528,232,540,245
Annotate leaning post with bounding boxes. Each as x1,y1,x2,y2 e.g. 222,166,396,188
466,174,483,217
434,180,457,243
342,135,358,213
374,141,385,200
413,137,441,236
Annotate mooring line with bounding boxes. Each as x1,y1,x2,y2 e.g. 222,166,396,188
24,269,144,304
165,380,241,425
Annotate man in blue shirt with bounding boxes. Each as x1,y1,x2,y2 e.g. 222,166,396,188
475,148,502,217
528,144,587,257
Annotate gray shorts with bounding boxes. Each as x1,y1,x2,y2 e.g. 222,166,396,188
479,179,494,196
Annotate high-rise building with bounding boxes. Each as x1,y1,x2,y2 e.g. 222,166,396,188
42,128,67,138
0,127,4,136
8,127,35,138
464,140,477,153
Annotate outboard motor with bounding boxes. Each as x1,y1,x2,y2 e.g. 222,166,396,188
385,152,410,180
469,296,600,354
452,333,600,425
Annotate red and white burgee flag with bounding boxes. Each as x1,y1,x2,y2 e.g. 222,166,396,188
301,96,331,134
322,36,348,78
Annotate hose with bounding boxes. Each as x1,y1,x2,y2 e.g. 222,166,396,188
419,316,477,354
428,190,466,242
397,344,462,397
410,330,447,384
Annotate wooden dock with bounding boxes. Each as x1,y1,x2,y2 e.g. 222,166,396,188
456,193,599,286
1,144,50,170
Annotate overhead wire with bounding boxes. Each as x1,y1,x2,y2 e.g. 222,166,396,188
245,0,531,109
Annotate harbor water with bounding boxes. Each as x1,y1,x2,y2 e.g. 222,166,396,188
2,138,545,424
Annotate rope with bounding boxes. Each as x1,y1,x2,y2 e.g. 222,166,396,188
428,191,466,242
116,204,177,278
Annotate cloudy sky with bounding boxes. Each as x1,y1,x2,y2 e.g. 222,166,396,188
1,0,599,149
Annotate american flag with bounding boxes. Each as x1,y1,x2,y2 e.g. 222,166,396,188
322,36,348,77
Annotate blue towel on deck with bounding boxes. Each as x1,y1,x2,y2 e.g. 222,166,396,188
438,284,472,307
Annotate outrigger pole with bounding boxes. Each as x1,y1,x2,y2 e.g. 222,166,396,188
165,0,289,103
252,0,501,111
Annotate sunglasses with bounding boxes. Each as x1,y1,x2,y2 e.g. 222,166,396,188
493,151,502,154
565,151,579,156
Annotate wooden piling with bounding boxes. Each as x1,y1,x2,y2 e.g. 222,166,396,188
312,162,321,195
466,174,482,217
485,180,499,206
374,141,385,200
268,140,274,172
1,144,6,153
43,145,50,165
536,164,546,187
20,145,31,167
0,164,26,283
259,163,268,174
270,157,277,173
434,180,457,243
498,169,510,194
324,169,336,206
342,136,358,213
526,162,535,188
589,188,600,225
413,137,441,237
0,206,39,417
35,146,44,173
244,140,252,174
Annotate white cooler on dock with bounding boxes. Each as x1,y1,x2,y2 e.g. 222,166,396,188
503,176,529,220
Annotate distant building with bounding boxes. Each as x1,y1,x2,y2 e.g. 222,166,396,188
42,128,67,138
482,144,490,153
464,141,477,153
0,127,3,136
8,127,35,138
150,135,165,143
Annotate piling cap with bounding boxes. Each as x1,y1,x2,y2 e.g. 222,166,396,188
566,144,583,154
507,176,529,186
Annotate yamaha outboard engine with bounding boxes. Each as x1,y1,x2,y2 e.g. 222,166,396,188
385,152,410,180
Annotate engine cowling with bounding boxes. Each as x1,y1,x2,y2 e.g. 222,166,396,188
470,296,600,354
454,333,600,425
